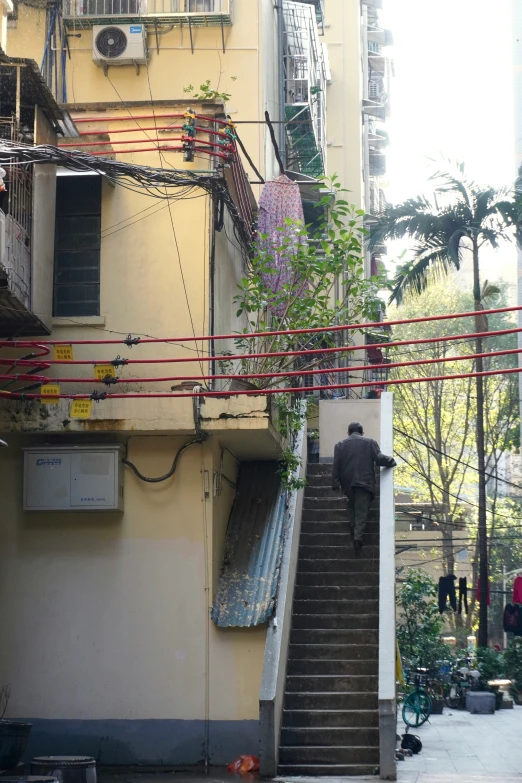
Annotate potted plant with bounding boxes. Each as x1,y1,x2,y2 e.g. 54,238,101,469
0,686,32,770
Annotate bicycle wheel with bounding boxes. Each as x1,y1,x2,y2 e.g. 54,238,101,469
402,690,432,728
443,683,461,710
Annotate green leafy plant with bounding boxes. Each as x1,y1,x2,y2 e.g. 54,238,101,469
224,176,387,489
396,569,450,673
183,78,236,103
504,638,522,701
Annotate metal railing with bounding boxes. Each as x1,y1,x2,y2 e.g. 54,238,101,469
62,0,232,18
282,0,327,176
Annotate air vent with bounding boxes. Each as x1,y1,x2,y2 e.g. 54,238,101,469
95,26,128,58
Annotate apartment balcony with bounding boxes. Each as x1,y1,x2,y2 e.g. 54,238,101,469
62,0,233,28
369,149,386,177
298,0,325,27
0,203,48,337
283,0,327,178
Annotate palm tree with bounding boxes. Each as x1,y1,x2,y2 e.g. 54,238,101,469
368,163,519,647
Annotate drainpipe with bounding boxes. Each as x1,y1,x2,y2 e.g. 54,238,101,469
277,1,286,168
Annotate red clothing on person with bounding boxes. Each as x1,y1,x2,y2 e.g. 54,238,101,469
513,575,522,604
476,577,491,606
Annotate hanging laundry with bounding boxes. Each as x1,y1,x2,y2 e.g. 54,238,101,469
257,174,307,315
504,604,520,634
438,574,457,613
476,577,491,606
458,577,468,615
513,575,522,604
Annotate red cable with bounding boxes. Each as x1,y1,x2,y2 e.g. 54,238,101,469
86,146,234,159
58,137,231,149
2,325,521,368
7,344,522,386
2,304,520,348
4,364,522,401
72,113,231,126
78,126,228,138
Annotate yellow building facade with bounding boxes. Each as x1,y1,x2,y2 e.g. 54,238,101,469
0,0,391,765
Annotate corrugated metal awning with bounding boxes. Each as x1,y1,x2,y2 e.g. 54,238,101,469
211,462,287,628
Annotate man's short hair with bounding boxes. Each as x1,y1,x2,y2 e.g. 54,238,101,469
348,421,363,435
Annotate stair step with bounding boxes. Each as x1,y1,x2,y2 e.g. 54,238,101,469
286,675,378,693
301,521,380,538
296,571,379,587
303,498,349,510
298,559,379,573
278,745,379,764
302,509,378,522
283,709,379,728
307,463,334,474
280,726,379,747
299,545,379,559
294,599,379,615
291,628,378,645
305,472,335,486
277,763,378,776
284,691,378,711
289,643,378,661
292,614,379,630
287,658,378,676
300,532,380,546
294,584,377,601
305,485,347,498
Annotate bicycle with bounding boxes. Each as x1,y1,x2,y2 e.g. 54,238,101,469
402,668,432,728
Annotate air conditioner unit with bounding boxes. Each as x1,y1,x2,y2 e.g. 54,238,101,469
92,24,147,67
23,445,124,511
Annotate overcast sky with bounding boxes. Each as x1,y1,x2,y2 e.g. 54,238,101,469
380,0,517,288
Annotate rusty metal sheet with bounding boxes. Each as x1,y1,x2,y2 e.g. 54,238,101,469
211,461,286,628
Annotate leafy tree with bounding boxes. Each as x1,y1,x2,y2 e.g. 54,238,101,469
396,569,449,672
392,282,519,633
369,163,520,646
227,176,385,388
221,177,386,489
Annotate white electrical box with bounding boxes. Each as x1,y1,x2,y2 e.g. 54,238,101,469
23,445,124,512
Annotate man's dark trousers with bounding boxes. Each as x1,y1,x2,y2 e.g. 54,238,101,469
346,486,373,541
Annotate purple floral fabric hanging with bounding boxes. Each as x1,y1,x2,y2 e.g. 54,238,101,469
257,174,306,315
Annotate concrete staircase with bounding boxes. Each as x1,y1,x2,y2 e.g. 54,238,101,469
278,462,380,777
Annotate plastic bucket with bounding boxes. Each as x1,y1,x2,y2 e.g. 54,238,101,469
0,720,32,770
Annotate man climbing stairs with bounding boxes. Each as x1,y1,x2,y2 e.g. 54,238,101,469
278,462,380,777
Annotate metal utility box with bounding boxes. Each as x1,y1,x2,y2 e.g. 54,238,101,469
23,445,124,511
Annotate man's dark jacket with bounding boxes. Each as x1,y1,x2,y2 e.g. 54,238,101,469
332,432,395,497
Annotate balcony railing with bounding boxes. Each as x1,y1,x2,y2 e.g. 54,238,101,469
283,0,327,178
62,0,233,25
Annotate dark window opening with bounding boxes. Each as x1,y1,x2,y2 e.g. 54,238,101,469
54,176,101,317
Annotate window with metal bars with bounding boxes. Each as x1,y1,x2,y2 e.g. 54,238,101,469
53,176,101,317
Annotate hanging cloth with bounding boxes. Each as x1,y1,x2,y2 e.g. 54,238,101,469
458,577,468,615
476,577,491,606
438,574,457,613
504,604,520,634
257,175,307,315
513,575,522,604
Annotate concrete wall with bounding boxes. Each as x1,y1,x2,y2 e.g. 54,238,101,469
319,398,381,460
0,433,266,764
324,0,364,203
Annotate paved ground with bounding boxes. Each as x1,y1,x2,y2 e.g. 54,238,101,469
397,705,522,781
99,707,522,783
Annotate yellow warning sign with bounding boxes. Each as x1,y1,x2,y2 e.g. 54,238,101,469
94,364,116,380
54,345,74,361
70,400,92,419
41,384,60,404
